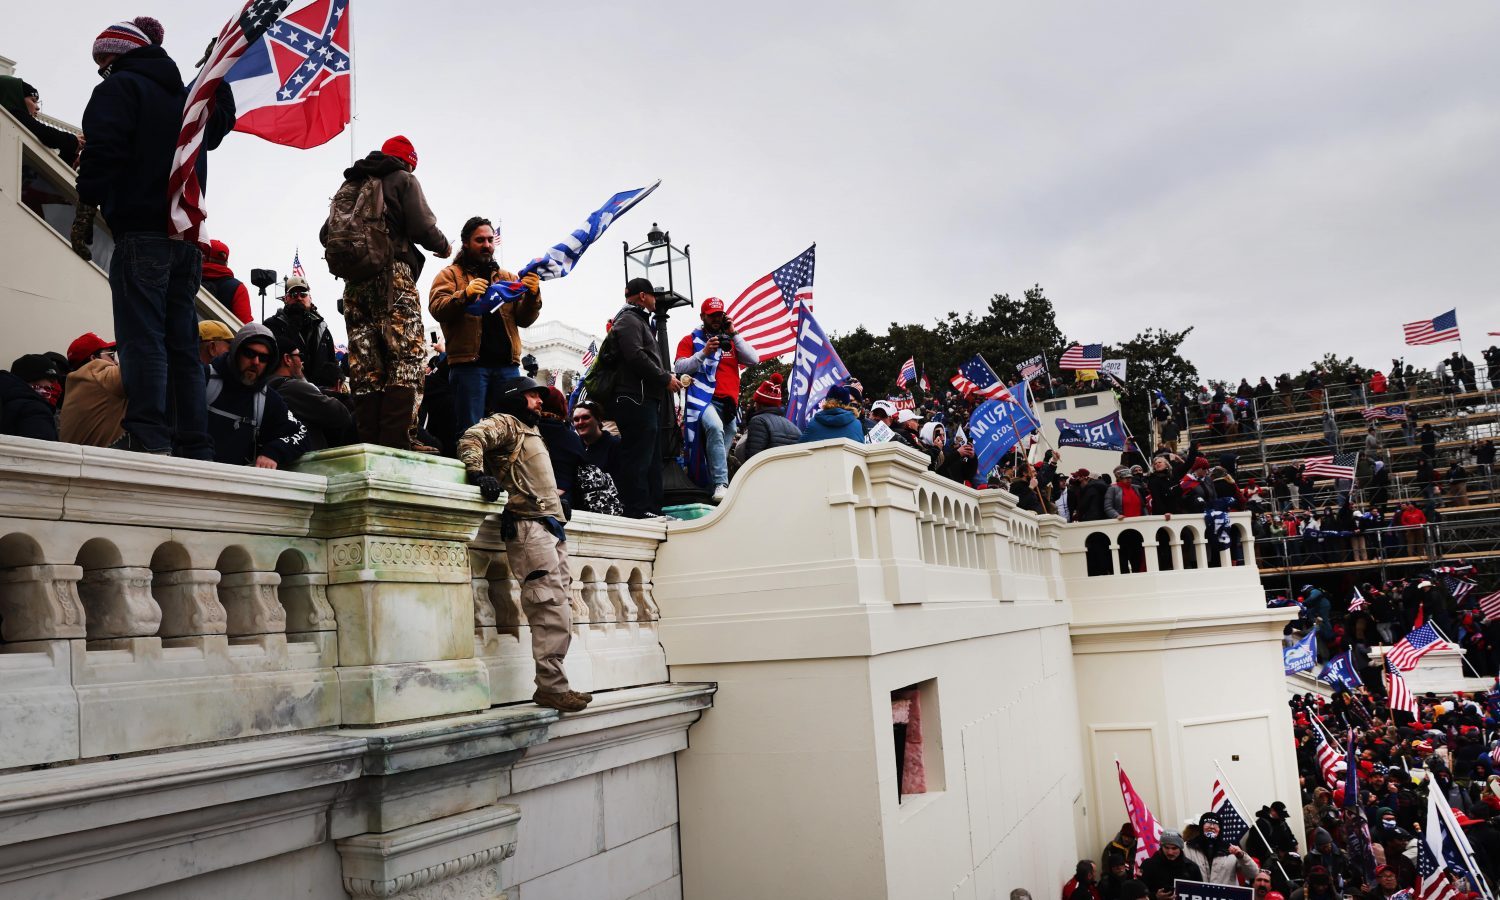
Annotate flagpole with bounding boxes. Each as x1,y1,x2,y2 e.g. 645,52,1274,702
347,0,357,166
1434,780,1497,900
1428,620,1485,680
1212,759,1293,886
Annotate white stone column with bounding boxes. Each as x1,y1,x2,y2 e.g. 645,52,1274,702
337,804,520,900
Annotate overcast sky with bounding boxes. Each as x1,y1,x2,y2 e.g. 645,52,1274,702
13,2,1500,382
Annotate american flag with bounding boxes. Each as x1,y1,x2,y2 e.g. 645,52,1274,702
291,249,306,279
1479,590,1500,623
1209,779,1251,845
1419,835,1460,900
1303,452,1359,480
1116,761,1162,872
1362,405,1407,421
1349,586,1369,612
1443,576,1476,604
725,245,814,359
950,354,1012,401
1059,343,1104,370
1386,656,1417,716
1388,622,1449,671
168,0,293,243
896,357,917,390
580,340,597,369
1420,792,1464,900
1403,309,1462,346
1311,716,1345,787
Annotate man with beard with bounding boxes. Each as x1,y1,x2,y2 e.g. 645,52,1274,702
458,377,591,713
1139,831,1202,900
1182,811,1259,884
1098,851,1132,900
429,216,542,446
266,276,340,389
204,324,308,469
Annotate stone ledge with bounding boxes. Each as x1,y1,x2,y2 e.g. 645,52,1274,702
338,803,520,899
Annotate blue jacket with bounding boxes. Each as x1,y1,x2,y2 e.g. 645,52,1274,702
78,46,236,235
798,407,864,444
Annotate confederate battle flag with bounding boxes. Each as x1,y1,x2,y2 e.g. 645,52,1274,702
225,0,353,148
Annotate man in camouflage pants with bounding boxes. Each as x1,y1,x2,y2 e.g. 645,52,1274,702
459,376,592,713
326,135,450,451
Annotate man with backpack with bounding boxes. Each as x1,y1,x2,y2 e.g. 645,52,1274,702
205,323,307,469
321,135,450,451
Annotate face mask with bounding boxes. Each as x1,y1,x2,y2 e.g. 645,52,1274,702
32,381,61,407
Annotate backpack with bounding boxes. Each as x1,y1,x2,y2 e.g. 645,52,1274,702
322,176,392,281
206,369,265,449
579,327,622,406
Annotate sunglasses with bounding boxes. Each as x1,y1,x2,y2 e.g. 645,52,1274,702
239,348,272,363
288,289,310,296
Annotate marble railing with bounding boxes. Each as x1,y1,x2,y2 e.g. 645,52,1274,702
0,436,667,770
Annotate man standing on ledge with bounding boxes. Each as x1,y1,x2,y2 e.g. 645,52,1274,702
607,278,681,518
459,376,592,713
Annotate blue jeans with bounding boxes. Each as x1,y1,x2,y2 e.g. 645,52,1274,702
110,234,210,457
701,402,737,487
449,362,522,439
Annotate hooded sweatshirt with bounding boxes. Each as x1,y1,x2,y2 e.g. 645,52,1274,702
207,323,307,466
798,406,864,444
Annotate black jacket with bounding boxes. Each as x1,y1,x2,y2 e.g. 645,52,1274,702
1077,478,1109,521
265,305,340,388
0,371,58,440
580,430,622,480
325,152,449,278
1138,850,1203,894
267,374,352,452
78,46,235,234
742,406,800,461
607,304,672,406
539,415,589,511
207,325,307,467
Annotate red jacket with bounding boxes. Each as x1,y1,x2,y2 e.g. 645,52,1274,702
675,331,745,402
201,260,253,323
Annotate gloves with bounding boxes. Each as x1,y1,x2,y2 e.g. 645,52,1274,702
466,469,503,503
70,204,97,261
464,277,490,298
520,273,540,295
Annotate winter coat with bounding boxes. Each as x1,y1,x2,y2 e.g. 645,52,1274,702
322,152,449,278
78,46,235,234
799,407,864,444
742,406,801,461
265,303,341,388
428,258,541,368
1146,470,1178,515
206,324,307,467
0,76,80,163
201,259,252,323
0,371,57,441
605,304,673,407
1077,478,1109,521
1105,481,1145,519
580,431,622,481
1138,851,1203,894
267,374,352,452
1010,479,1045,514
538,415,588,512
457,412,566,520
58,358,126,446
1181,839,1258,885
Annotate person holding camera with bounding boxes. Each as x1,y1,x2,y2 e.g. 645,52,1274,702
673,297,759,502
428,216,542,447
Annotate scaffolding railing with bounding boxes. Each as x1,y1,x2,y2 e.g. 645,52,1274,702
1253,514,1500,595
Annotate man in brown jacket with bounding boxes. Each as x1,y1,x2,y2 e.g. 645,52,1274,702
59,332,126,446
324,135,451,451
428,216,541,445
458,375,591,713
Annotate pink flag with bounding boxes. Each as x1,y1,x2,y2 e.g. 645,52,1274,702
1116,761,1163,871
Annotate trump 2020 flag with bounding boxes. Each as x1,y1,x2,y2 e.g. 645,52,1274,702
225,0,352,149
967,382,1039,478
1284,630,1317,676
1116,761,1162,872
1319,649,1363,691
785,306,851,431
468,181,661,315
1055,411,1128,451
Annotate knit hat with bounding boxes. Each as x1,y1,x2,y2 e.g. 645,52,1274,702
198,320,234,342
66,332,115,368
380,135,418,170
753,373,783,406
12,353,62,383
207,239,231,264
1191,456,1210,470
93,17,164,65
1158,830,1185,849
825,384,852,405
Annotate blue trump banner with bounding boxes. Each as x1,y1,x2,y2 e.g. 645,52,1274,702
1318,649,1363,690
785,307,850,430
1175,881,1252,900
967,388,1039,477
1284,631,1317,676
1055,411,1127,451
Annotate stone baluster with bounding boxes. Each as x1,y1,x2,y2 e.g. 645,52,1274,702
152,569,227,637
218,571,286,636
77,566,161,640
608,577,636,623
471,575,496,631
0,564,87,641
279,572,336,635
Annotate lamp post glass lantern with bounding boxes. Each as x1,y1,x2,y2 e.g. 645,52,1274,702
622,225,706,507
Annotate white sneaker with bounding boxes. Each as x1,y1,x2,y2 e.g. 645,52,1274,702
711,485,728,503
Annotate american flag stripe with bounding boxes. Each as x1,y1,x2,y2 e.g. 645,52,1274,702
1059,343,1103,370
896,357,917,390
1362,405,1407,421
1444,576,1475,604
1479,590,1500,623
1388,622,1450,671
1303,452,1359,480
1403,309,1461,346
1387,656,1416,715
1209,779,1251,845
1349,586,1369,612
1311,716,1345,787
580,340,597,369
169,0,293,244
725,246,815,360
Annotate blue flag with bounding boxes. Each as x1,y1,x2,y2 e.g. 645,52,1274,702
785,306,850,430
1284,630,1317,675
1055,411,1128,451
467,180,661,314
967,384,1040,478
1318,649,1364,690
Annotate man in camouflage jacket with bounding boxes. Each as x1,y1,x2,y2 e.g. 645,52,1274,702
458,376,592,713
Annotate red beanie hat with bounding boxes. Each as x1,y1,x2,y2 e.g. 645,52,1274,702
753,372,784,406
381,135,418,170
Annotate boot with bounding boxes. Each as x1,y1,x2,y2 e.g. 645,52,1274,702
353,393,383,445
533,690,592,713
378,386,415,450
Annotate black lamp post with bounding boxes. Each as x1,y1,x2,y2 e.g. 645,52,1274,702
623,225,707,507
